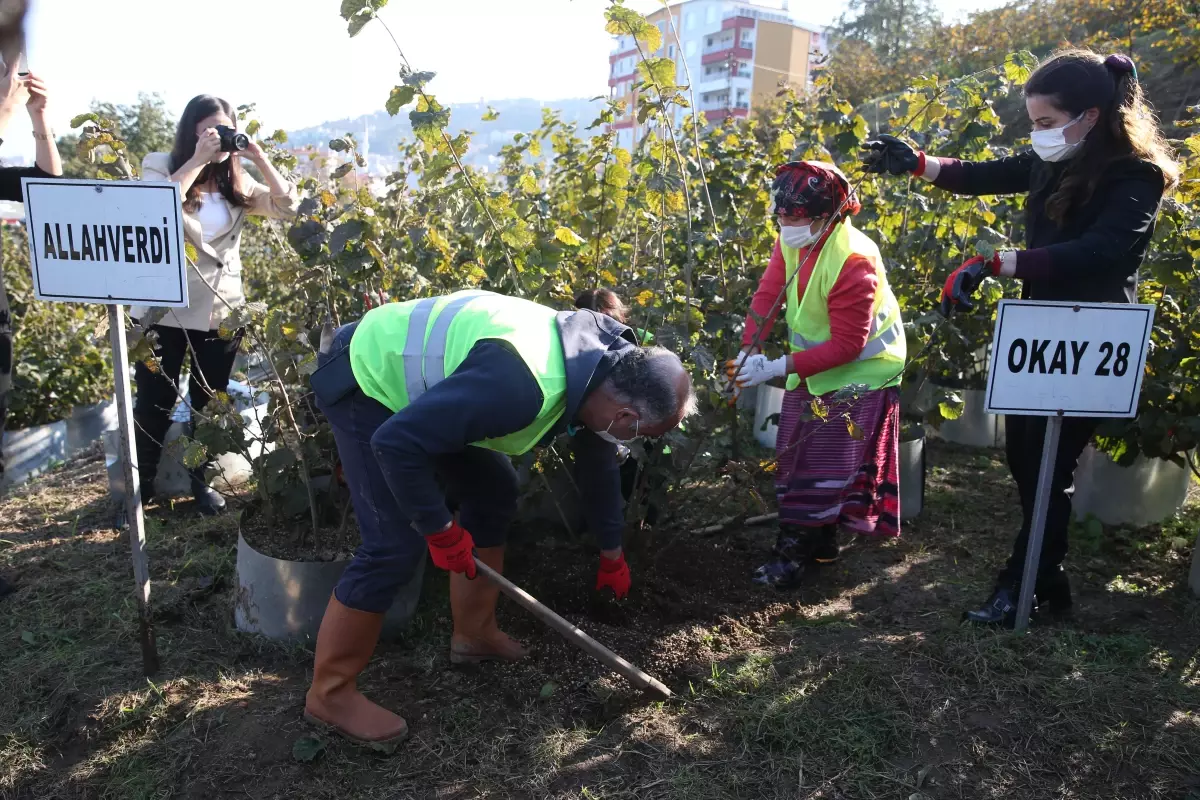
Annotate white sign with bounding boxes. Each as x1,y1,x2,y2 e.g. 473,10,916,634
21,178,188,307
985,300,1155,418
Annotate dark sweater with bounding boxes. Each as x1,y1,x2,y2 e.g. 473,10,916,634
931,152,1166,303
367,308,636,550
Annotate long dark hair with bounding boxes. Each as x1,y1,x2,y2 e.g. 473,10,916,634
169,94,249,212
1024,48,1179,225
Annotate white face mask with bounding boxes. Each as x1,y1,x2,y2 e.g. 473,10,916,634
779,224,818,249
1031,113,1088,163
596,414,639,445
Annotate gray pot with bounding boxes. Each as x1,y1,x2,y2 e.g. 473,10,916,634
899,431,925,522
1072,446,1192,527
1,418,67,488
931,386,1004,449
234,530,424,643
753,384,785,450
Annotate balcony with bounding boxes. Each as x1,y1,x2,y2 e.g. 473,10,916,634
721,14,756,31
696,72,752,97
704,107,750,122
701,45,752,66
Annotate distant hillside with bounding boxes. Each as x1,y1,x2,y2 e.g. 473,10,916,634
285,97,604,175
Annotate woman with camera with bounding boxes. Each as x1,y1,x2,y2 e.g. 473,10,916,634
130,94,297,515
864,49,1179,625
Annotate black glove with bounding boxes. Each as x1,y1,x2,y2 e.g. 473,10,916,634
862,134,923,176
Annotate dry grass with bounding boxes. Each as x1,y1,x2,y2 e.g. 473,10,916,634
1,441,1198,799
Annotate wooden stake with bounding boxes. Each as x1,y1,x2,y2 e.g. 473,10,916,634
108,304,158,675
473,556,671,699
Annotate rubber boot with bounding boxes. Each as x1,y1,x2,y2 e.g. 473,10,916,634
1034,565,1073,617
449,546,528,664
303,594,409,754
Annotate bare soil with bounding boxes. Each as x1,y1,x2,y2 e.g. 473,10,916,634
2,440,1198,800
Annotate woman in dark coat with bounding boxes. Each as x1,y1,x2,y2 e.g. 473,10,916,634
865,48,1180,625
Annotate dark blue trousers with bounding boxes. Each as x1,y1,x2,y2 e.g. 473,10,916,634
316,326,519,614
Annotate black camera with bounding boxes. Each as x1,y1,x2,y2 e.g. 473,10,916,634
215,124,249,153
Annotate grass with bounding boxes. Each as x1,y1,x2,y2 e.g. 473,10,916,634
1,442,1199,799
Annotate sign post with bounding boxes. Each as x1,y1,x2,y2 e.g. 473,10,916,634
985,300,1155,632
21,177,188,675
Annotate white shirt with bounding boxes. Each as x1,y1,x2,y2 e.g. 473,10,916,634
195,191,234,243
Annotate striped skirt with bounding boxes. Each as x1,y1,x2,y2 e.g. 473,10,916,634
774,382,901,537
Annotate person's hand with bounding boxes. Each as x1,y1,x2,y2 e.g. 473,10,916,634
595,551,631,600
426,522,477,578
728,353,789,389
238,138,267,164
723,347,757,405
23,70,47,117
862,134,923,176
191,128,222,166
940,254,1000,316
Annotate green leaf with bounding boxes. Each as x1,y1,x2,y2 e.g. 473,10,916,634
70,112,100,129
270,129,288,144
938,400,964,421
292,735,326,763
975,240,997,259
331,163,354,180
330,219,368,253
410,100,451,147
482,106,500,122
539,681,558,699
554,226,585,246
402,70,437,88
328,138,352,152
245,120,261,137
386,85,417,116
1003,51,1037,85
21,631,35,645
518,172,538,194
637,57,677,89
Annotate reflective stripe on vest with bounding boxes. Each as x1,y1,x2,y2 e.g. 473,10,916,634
402,290,489,403
789,307,901,362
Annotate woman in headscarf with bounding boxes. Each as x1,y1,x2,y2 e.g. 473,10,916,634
729,161,907,588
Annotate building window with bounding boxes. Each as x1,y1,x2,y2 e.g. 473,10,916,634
686,40,697,58
706,36,713,47
668,44,676,59
706,7,716,24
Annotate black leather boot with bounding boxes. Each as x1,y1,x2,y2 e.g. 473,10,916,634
810,526,840,564
1034,565,1073,616
189,465,226,515
133,409,171,505
964,583,1031,627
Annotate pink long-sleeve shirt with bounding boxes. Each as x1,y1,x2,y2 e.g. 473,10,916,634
742,236,879,381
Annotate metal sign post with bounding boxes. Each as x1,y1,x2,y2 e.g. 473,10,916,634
985,300,1155,632
21,177,187,675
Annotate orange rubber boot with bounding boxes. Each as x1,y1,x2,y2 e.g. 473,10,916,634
303,594,409,753
449,545,529,664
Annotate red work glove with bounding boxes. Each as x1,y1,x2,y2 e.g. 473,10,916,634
595,552,631,600
426,522,477,578
940,254,1001,316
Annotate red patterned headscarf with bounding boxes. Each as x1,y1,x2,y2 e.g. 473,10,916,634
769,161,860,219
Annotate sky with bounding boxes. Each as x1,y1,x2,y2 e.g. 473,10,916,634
6,0,1008,162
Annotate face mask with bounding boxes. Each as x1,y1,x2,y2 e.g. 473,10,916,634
1031,113,1088,163
779,224,818,249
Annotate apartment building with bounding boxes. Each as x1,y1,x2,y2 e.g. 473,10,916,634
607,0,825,151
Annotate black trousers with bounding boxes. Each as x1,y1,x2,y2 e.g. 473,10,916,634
132,324,244,487
0,277,11,485
998,414,1099,585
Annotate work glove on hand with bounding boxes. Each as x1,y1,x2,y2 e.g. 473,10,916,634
940,254,1000,316
862,134,925,176
596,552,631,600
426,522,477,578
727,353,789,390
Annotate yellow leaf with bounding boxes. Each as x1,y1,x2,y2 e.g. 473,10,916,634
518,172,538,194
634,290,654,306
777,131,796,154
600,269,619,284
554,226,585,246
811,398,828,420
320,190,337,208
845,418,864,441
